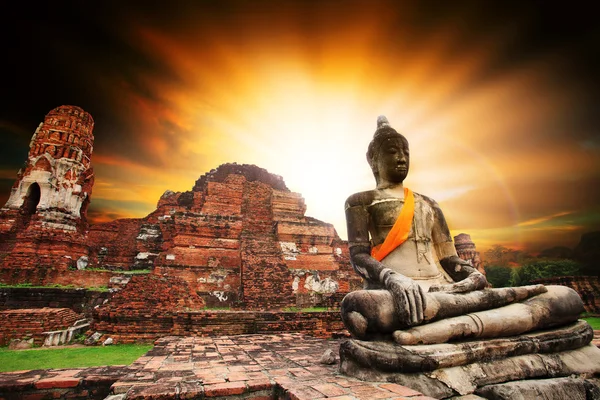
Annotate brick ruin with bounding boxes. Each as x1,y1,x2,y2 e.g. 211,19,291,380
0,105,94,280
454,233,485,275
87,163,362,311
0,307,80,346
0,106,362,319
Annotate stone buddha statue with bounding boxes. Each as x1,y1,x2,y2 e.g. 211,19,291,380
339,117,600,398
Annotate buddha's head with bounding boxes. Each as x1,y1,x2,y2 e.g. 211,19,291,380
366,116,410,186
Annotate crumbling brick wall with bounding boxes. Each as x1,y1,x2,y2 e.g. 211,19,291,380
0,307,81,346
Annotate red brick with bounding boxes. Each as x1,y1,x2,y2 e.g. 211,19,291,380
226,372,248,381
286,386,324,400
379,383,422,396
204,381,247,397
246,379,272,391
314,397,355,400
35,377,80,389
312,383,348,397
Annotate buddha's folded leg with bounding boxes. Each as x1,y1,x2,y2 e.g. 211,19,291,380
393,285,584,345
341,284,548,339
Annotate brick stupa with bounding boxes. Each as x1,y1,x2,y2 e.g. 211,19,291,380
0,106,94,279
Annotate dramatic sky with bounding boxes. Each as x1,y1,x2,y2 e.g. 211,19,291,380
1,1,599,252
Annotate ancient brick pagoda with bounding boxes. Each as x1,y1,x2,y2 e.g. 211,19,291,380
454,233,484,275
0,105,362,312
0,105,94,276
87,163,362,310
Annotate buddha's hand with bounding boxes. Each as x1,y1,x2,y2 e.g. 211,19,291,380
380,268,427,326
428,271,488,294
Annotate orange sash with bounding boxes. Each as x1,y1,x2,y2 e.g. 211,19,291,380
371,187,415,261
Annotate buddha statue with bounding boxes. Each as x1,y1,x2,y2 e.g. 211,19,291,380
338,116,600,398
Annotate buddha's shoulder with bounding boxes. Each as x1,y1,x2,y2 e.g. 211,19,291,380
345,190,379,207
345,189,410,206
413,192,440,208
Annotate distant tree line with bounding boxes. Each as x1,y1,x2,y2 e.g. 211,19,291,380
482,244,591,288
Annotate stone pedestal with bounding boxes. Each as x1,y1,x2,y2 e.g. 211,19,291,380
339,320,600,398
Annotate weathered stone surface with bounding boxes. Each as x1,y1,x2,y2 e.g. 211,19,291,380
340,320,593,373
393,285,583,345
341,344,600,398
8,338,34,350
342,285,548,338
319,349,338,365
475,377,600,400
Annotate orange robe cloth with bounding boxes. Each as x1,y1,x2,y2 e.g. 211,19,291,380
371,187,415,262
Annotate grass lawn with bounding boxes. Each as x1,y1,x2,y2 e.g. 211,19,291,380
0,344,152,372
583,317,600,330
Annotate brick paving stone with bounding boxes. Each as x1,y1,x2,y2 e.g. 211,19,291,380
379,383,422,397
286,385,325,400
226,371,248,381
267,368,289,376
305,366,331,374
204,381,247,397
287,368,314,378
111,381,138,394
312,382,348,397
127,381,179,400
273,376,296,386
326,377,365,388
246,378,273,391
351,385,399,399
246,371,269,380
34,377,80,389
0,334,430,400
178,381,204,399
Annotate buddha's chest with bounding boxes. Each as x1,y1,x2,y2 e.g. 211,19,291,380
367,198,435,242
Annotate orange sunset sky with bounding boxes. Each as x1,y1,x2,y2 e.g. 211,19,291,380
1,1,599,252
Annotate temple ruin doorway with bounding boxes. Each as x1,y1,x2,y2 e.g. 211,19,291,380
21,182,41,227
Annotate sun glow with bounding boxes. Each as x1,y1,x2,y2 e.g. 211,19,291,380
75,3,598,252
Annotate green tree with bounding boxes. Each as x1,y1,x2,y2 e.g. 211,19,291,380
483,245,531,267
509,259,582,286
484,265,513,288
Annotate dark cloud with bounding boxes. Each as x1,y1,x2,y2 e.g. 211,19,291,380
2,0,599,252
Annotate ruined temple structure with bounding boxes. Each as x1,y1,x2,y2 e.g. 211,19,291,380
453,233,485,275
0,106,94,278
87,163,363,310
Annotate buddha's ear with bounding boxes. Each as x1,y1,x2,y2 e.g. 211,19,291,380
366,151,380,184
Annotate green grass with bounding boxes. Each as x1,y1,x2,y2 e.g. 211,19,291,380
583,317,600,330
0,283,108,292
0,283,76,289
0,344,152,372
282,306,338,312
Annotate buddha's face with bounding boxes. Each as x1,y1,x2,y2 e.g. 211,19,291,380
375,137,410,184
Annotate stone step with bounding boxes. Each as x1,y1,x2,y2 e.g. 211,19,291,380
42,320,90,346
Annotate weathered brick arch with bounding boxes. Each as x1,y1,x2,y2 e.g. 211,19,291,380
32,156,52,172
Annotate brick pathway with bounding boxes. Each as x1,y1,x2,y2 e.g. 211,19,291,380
109,333,434,400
